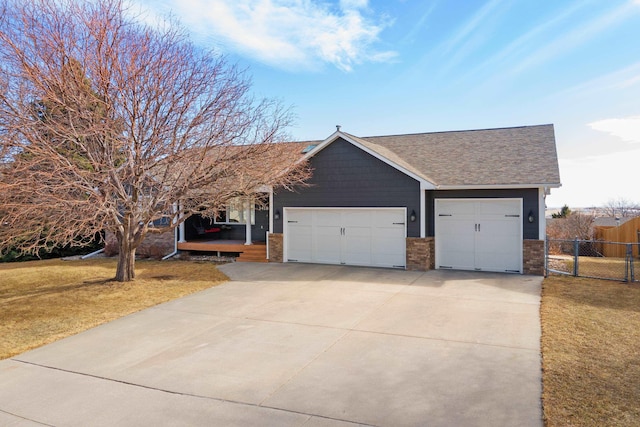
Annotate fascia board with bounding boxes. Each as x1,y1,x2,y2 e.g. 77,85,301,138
436,183,562,190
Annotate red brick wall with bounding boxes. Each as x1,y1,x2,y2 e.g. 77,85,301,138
523,239,545,275
268,233,283,263
406,237,435,271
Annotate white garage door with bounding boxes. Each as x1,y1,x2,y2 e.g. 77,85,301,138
435,199,522,273
285,208,406,268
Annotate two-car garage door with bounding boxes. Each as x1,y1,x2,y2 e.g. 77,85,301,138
284,208,406,268
435,199,523,273
283,201,523,273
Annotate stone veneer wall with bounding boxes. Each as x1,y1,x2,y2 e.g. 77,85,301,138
268,233,283,263
105,230,175,259
523,239,545,276
406,237,435,271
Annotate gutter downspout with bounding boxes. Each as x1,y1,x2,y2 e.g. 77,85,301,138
162,202,180,260
162,226,179,260
81,248,104,259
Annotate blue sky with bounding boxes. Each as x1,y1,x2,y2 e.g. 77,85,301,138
134,0,640,208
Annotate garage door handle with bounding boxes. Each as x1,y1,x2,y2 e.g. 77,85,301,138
288,220,298,223
393,222,405,225
505,214,520,217
439,214,452,217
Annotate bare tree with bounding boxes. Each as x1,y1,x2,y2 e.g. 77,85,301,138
0,0,310,281
601,197,640,219
547,211,595,241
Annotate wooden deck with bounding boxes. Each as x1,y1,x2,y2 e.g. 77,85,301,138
177,240,267,262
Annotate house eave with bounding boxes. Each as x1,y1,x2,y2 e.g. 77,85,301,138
435,183,562,191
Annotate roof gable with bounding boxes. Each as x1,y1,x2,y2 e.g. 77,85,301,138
303,131,436,189
302,125,561,189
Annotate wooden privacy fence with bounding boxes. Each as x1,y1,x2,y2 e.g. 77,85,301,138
594,216,640,257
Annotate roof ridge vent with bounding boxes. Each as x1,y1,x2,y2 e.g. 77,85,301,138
336,125,341,132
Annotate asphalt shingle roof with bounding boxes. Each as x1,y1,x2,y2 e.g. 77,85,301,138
341,124,561,187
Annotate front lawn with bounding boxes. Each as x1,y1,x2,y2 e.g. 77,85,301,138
541,275,640,426
0,258,227,360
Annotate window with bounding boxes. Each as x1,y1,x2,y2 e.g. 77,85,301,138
215,197,255,225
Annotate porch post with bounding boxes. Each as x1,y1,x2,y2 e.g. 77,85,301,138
538,187,546,241
244,199,252,245
178,202,186,243
419,187,426,238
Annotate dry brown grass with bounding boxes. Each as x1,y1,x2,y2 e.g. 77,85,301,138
549,256,629,280
541,275,640,426
0,258,227,360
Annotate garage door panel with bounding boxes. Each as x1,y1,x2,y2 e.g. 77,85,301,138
476,200,520,216
435,200,522,273
287,225,312,262
285,208,406,269
343,210,372,227
344,226,372,265
437,216,476,269
372,222,406,267
438,200,475,216
375,209,405,225
315,210,342,226
314,227,341,264
344,246,371,265
475,218,521,272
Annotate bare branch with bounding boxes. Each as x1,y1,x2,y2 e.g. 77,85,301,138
0,0,310,281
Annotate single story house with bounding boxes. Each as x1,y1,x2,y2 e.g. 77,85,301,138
147,124,561,275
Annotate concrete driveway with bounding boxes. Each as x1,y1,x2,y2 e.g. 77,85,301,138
0,263,543,427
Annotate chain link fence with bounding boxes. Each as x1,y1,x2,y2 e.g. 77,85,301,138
546,238,640,282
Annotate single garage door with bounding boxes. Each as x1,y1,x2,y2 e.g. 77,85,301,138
435,199,522,273
285,208,406,268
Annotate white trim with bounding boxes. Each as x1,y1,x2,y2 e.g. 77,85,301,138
266,231,270,260
268,187,274,235
436,183,561,190
434,198,523,274
178,202,186,243
302,131,436,190
244,200,252,245
420,190,426,238
538,187,546,240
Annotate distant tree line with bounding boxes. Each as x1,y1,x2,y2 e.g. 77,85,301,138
547,198,640,241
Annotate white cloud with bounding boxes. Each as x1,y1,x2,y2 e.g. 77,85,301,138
509,1,640,76
137,0,396,72
438,0,504,55
589,115,640,143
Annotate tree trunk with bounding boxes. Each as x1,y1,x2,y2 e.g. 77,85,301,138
115,236,136,282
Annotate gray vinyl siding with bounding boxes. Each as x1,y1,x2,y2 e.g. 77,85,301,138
426,188,540,239
274,138,421,237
